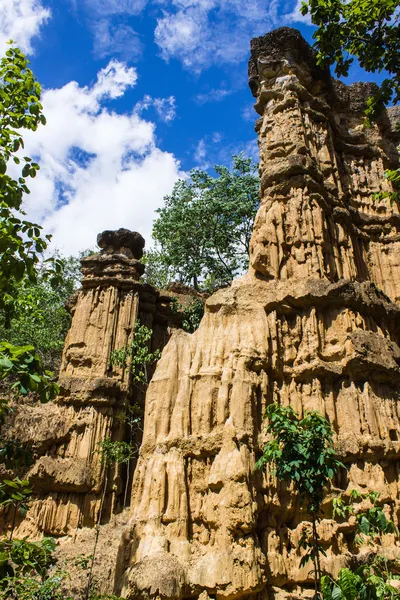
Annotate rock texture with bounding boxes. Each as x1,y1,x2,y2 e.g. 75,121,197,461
4,231,181,539
115,28,400,599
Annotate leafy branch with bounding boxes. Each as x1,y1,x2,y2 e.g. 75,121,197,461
110,320,161,386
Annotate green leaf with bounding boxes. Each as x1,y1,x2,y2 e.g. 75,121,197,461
332,585,344,600
359,515,370,535
338,568,358,600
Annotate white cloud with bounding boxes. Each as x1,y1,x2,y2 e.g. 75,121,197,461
284,0,312,24
154,0,278,71
193,132,224,169
192,135,259,171
72,0,300,69
242,102,257,122
0,0,50,53
212,132,223,143
135,95,177,123
22,61,182,255
93,60,138,98
194,138,207,165
91,18,142,60
195,88,233,104
71,0,147,60
81,0,148,17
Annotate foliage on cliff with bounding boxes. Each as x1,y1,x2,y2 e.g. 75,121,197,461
257,404,343,596
301,0,400,120
0,255,80,370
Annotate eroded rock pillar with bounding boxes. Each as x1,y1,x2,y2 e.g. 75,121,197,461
13,229,176,537
116,28,400,600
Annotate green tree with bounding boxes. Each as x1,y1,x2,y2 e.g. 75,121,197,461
0,254,81,369
0,536,72,600
300,0,400,119
0,44,64,580
153,154,259,291
256,404,343,597
0,43,61,313
0,42,62,397
141,248,174,290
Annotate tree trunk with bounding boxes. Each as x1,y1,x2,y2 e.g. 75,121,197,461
85,470,108,600
312,514,321,598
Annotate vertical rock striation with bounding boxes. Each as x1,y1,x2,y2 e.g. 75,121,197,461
116,28,400,599
8,229,179,538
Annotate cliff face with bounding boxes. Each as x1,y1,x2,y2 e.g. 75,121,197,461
115,28,400,600
5,229,180,539
3,25,399,600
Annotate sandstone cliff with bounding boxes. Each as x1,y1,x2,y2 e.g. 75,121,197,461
1,229,182,540
1,25,399,600
114,28,400,600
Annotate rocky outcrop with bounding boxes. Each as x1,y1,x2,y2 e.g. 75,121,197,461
4,229,181,538
115,28,400,600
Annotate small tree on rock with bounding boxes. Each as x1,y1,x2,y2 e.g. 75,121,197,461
256,403,343,597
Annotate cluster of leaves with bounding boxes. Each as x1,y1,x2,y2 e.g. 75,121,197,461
0,536,72,600
384,154,400,204
256,403,343,514
333,490,398,542
0,536,56,579
326,490,400,598
0,254,81,368
0,477,32,529
0,43,66,407
300,0,400,121
0,44,62,314
256,403,343,595
110,321,161,385
322,563,400,600
170,296,205,333
141,248,175,290
96,439,136,467
152,155,259,290
181,298,205,333
0,341,59,402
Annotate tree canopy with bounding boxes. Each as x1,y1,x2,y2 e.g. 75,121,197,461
0,255,81,370
0,44,62,403
152,154,259,291
301,0,400,118
0,44,62,319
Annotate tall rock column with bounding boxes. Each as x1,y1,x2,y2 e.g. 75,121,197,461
11,229,176,538
116,28,400,600
248,28,400,299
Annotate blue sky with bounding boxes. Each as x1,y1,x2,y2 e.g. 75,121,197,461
1,0,383,255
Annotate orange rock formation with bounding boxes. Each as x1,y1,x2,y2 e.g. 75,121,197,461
115,28,400,599
3,26,400,600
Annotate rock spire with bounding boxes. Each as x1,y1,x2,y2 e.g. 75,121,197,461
115,27,400,599
5,230,179,539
